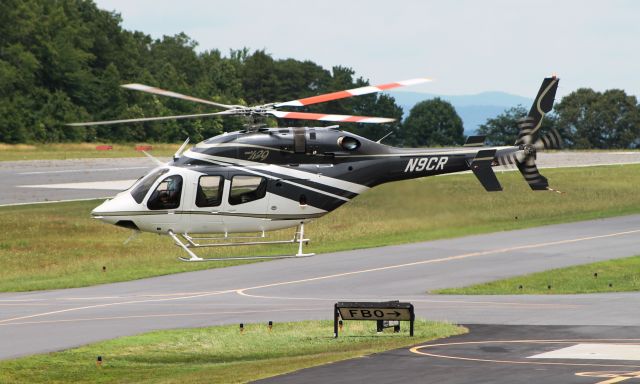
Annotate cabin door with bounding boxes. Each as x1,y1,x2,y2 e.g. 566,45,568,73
183,171,226,234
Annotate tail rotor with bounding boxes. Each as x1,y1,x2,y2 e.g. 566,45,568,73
512,76,561,191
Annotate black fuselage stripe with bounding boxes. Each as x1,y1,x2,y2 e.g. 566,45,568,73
251,168,359,199
185,155,361,199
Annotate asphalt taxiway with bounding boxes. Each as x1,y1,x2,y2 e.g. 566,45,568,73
257,325,640,384
1,214,639,360
0,157,156,205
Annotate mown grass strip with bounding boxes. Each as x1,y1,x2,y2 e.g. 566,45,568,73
0,143,176,161
0,320,465,384
1,164,640,292
434,254,640,295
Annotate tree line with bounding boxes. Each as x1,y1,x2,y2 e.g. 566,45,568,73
477,88,640,149
1,0,638,149
0,0,401,144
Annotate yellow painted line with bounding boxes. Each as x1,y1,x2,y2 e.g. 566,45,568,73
0,292,220,303
235,292,580,309
410,340,640,368
61,292,216,300
576,370,640,384
0,289,235,325
0,308,324,327
0,299,47,303
0,303,56,307
236,228,640,296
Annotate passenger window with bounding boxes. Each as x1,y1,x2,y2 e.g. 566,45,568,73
147,175,183,210
229,175,267,205
196,176,223,207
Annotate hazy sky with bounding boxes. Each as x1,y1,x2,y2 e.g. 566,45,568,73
95,0,639,98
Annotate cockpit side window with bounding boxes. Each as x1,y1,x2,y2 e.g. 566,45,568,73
228,175,267,205
131,168,169,204
147,175,183,210
196,175,224,207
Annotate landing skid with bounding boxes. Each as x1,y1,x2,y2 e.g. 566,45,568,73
177,254,314,262
168,223,315,262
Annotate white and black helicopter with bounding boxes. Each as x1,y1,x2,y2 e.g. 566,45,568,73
70,76,561,261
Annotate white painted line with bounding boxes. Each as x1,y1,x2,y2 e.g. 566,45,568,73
0,197,110,208
539,161,640,169
17,179,136,191
529,343,640,361
18,167,149,175
434,161,640,177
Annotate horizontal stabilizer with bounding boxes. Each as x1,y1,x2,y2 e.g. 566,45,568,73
464,135,486,147
470,149,502,192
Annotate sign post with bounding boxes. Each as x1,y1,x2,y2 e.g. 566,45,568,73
334,301,414,338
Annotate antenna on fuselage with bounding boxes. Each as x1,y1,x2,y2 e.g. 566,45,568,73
173,137,190,161
376,131,394,143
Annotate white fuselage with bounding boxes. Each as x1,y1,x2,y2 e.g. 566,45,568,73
91,166,326,234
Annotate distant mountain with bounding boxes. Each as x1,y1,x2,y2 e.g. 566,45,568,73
387,91,533,135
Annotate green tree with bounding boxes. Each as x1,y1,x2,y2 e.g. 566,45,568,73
240,50,279,104
555,88,640,149
400,98,464,147
478,106,527,145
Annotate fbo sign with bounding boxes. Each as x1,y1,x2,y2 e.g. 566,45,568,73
334,301,415,338
339,307,412,321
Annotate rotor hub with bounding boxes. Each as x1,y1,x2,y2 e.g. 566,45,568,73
522,144,536,157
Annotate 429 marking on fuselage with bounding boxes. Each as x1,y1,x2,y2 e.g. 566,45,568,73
245,149,270,161
404,157,449,173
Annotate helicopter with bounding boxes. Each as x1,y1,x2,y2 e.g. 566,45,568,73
70,76,561,261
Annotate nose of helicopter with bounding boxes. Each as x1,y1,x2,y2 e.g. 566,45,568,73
91,192,138,226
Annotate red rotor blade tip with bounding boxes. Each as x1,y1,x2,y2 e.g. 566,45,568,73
270,111,394,124
275,77,431,107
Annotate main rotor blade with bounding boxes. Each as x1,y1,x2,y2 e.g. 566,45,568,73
274,78,431,107
269,111,395,124
122,83,237,109
67,111,235,127
141,150,165,166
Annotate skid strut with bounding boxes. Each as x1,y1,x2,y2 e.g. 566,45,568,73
169,222,314,262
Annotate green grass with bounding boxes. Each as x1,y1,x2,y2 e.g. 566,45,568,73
2,164,640,292
434,254,640,295
0,320,466,384
0,143,176,161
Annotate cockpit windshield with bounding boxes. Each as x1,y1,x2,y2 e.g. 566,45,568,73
130,168,169,204
124,176,143,192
